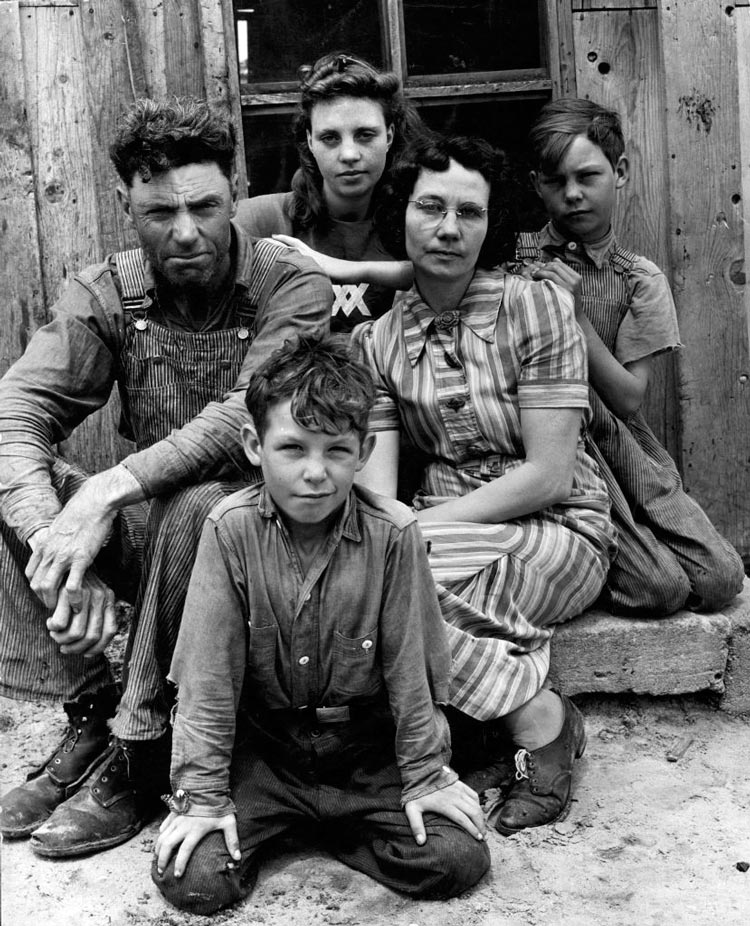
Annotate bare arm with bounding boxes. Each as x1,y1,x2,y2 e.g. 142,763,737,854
355,430,400,498
416,406,582,525
272,235,414,290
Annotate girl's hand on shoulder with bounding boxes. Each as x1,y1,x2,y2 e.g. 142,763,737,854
155,809,240,878
532,258,583,318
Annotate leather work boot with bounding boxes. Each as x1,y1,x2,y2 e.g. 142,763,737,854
30,733,170,858
0,684,120,839
492,693,587,836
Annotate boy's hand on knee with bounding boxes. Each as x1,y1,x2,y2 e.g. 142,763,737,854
155,810,240,878
405,778,486,846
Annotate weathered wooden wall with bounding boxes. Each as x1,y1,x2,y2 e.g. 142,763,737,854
555,0,750,554
0,0,244,471
1,0,748,556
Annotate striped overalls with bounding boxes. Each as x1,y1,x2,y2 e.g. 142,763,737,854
515,232,744,614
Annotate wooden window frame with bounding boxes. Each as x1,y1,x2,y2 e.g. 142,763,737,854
236,0,561,116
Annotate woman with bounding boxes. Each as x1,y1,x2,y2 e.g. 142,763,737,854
351,134,616,835
235,51,420,332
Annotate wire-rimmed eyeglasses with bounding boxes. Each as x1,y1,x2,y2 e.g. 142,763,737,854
408,199,488,227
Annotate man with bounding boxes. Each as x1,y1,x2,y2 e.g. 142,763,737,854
0,98,332,857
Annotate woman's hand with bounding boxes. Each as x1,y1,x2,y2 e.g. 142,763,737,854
155,810,240,878
404,779,486,845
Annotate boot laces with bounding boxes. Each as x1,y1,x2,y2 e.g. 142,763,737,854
514,748,531,781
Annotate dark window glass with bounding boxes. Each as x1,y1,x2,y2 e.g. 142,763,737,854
242,99,549,232
235,0,383,85
403,1,541,77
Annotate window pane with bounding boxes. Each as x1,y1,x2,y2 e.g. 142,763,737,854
234,0,384,85
404,1,541,76
242,112,297,196
416,100,548,229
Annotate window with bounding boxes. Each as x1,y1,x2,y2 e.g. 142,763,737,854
234,0,554,224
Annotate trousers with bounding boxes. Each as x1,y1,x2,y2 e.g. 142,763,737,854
0,457,246,741
152,731,490,915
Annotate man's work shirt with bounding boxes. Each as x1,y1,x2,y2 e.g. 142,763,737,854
168,484,456,816
0,224,332,541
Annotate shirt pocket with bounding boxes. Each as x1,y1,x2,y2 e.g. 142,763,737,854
330,627,381,698
246,623,285,706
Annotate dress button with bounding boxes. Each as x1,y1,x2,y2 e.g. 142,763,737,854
446,396,465,411
361,639,373,650
566,241,578,252
298,656,310,666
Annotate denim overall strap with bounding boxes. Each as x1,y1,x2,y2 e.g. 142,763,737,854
113,240,285,450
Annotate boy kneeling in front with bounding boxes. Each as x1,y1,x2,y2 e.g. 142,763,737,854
152,334,490,914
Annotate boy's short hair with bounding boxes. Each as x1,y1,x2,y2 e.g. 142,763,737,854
245,333,375,443
529,98,625,173
110,98,236,186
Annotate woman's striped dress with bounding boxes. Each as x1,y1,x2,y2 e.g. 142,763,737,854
352,270,616,721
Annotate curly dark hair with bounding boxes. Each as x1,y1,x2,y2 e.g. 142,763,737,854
245,333,375,443
286,51,423,230
375,134,518,270
110,98,236,185
529,98,625,173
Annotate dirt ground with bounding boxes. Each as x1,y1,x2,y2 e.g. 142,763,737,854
2,688,749,926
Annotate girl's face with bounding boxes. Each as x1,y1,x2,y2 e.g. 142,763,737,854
307,96,394,215
405,159,490,287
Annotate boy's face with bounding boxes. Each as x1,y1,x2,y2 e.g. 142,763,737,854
531,134,628,243
241,399,375,535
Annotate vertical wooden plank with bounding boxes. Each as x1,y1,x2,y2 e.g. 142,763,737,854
572,8,679,457
658,0,750,552
162,0,204,98
0,1,46,375
79,0,143,255
198,0,248,195
548,0,578,97
737,5,750,365
19,2,132,471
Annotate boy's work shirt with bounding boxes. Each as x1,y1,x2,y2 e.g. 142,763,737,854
169,484,455,816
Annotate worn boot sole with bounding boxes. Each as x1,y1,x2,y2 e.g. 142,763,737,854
30,817,147,859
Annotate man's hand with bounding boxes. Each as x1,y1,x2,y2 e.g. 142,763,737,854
25,466,142,611
46,571,117,657
155,810,240,878
404,778,486,846
531,258,584,318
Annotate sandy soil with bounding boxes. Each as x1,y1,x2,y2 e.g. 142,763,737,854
2,689,749,926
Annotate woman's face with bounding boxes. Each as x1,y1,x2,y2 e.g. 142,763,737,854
405,159,490,285
307,96,394,215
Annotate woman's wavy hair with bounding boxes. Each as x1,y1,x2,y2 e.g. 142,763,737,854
375,133,518,270
287,51,422,229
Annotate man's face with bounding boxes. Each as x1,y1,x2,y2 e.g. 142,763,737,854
119,162,237,291
531,135,628,243
242,399,374,537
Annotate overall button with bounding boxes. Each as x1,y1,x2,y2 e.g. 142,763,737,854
134,318,148,331
566,241,578,252
446,396,466,411
361,639,373,650
298,656,310,666
237,327,250,340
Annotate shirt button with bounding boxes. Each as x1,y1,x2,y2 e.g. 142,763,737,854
566,241,578,252
298,656,310,666
361,639,373,650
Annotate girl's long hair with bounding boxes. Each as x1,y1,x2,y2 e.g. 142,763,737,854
287,52,423,230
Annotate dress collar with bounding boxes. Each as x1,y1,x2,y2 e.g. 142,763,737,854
401,269,503,366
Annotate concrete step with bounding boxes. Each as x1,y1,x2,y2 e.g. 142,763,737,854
548,577,750,713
